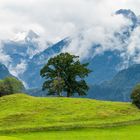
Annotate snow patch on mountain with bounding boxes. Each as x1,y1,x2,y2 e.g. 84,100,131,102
12,30,39,42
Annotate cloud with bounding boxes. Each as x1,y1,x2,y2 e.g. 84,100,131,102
124,26,140,63
0,0,140,65
9,60,27,77
63,14,131,59
0,51,11,66
0,0,138,40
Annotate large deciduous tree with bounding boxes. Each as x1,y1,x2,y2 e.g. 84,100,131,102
40,53,91,97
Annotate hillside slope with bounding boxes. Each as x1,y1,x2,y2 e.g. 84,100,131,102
89,64,140,102
0,94,140,132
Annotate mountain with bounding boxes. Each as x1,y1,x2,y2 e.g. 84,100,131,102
0,9,140,92
88,64,140,102
2,30,40,71
21,43,123,88
85,9,139,84
3,30,39,57
25,88,46,97
0,63,13,79
24,50,124,96
20,38,70,88
86,50,122,84
1,30,52,85
21,9,136,88
116,9,138,28
137,15,140,25
85,9,140,85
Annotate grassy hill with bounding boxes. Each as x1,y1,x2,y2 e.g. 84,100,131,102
0,94,140,133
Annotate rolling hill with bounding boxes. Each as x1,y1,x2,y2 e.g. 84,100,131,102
0,94,140,133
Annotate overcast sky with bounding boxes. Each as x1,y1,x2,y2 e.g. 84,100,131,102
0,0,139,42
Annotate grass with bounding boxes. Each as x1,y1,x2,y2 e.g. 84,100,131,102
0,94,140,139
0,136,22,140
4,124,140,140
0,93,140,133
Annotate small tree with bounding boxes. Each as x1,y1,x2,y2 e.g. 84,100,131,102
0,77,24,97
131,84,140,108
3,77,24,94
40,53,91,97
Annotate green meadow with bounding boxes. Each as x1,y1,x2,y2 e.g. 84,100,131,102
9,124,140,140
0,94,140,139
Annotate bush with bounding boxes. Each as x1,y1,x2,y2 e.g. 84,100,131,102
0,77,24,97
131,84,140,108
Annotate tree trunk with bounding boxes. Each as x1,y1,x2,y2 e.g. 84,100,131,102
67,90,71,97
0,92,2,97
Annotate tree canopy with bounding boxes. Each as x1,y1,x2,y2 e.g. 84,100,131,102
40,53,91,97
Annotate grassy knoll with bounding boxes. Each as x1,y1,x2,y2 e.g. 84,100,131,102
0,93,140,133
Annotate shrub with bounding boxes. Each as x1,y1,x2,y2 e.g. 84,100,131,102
0,77,24,97
131,84,140,108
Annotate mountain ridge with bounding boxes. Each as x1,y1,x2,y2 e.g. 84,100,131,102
88,64,140,101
